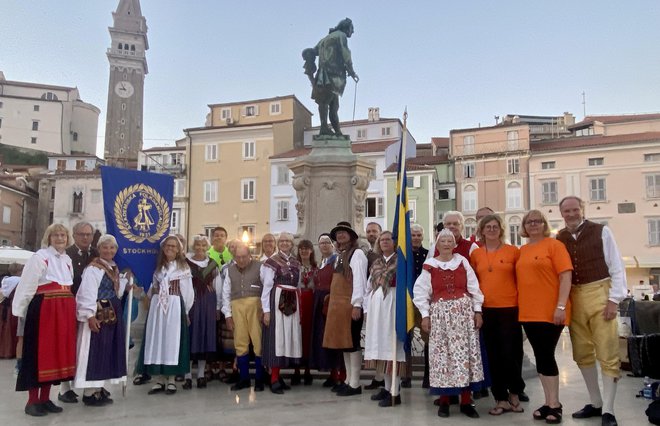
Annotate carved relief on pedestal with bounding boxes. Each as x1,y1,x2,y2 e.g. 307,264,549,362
292,175,310,230
351,175,371,232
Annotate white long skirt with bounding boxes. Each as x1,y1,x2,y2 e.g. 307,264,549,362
273,285,302,358
364,287,405,362
144,294,182,365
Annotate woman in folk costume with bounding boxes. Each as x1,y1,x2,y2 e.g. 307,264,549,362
309,233,345,388
183,235,221,390
74,235,129,406
136,235,194,395
364,231,407,407
261,232,302,394
413,229,485,419
13,224,76,417
292,239,318,386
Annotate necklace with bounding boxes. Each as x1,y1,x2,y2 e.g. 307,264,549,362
485,242,502,272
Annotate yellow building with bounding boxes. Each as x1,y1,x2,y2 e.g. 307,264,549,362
183,95,312,245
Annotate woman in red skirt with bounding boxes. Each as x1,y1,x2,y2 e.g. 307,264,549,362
12,224,76,417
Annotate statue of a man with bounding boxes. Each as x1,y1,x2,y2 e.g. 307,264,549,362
303,18,359,137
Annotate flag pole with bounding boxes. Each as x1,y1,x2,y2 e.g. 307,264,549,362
392,108,408,404
123,275,134,397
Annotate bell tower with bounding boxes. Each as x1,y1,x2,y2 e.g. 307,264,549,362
104,0,148,167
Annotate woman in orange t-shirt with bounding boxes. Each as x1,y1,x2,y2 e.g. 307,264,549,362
516,210,572,424
470,214,524,416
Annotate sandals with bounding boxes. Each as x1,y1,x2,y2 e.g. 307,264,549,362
165,383,177,395
133,374,151,386
509,398,525,413
489,405,513,416
534,405,550,420
545,406,562,424
182,378,192,390
147,383,165,395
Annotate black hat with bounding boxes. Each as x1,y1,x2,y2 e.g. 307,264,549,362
330,221,358,241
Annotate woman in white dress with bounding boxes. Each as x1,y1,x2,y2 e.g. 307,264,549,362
135,235,194,395
364,231,406,407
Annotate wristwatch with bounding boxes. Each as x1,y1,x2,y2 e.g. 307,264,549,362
556,305,566,311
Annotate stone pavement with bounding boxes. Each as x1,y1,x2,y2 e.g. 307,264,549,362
0,332,650,425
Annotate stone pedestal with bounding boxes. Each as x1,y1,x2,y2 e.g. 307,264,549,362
289,135,374,242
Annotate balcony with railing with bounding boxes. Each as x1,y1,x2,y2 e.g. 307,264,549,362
451,138,529,157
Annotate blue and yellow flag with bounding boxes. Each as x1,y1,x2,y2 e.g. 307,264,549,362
393,121,415,343
101,166,174,291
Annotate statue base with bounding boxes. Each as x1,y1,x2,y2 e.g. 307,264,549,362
289,134,374,243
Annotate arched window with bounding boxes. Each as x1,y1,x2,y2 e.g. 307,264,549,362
506,181,522,210
463,185,477,212
124,43,129,50
464,218,477,240
118,43,123,50
509,216,522,246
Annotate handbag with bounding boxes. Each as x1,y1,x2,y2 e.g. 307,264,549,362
96,299,117,325
278,290,297,316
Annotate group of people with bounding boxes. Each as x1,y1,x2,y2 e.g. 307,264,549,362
1,195,626,425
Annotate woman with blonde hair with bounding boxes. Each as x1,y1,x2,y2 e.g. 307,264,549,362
13,224,75,416
516,210,572,424
470,214,525,415
135,235,194,396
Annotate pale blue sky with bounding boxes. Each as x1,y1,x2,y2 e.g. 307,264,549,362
2,0,659,151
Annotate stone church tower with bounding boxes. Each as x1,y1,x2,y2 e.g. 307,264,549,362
104,0,148,167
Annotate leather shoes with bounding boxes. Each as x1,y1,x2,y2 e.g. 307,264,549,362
82,394,106,407
197,378,207,389
58,390,78,403
182,378,193,390
437,404,450,418
332,383,347,393
378,393,401,407
231,379,251,391
370,388,389,401
254,381,265,392
278,377,291,390
40,400,63,413
601,413,618,426
364,379,385,390
518,391,530,402
460,403,480,418
290,372,301,386
25,403,47,417
337,385,362,396
270,381,284,395
303,373,313,386
572,404,602,419
401,378,412,388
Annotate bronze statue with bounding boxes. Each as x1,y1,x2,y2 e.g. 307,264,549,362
303,18,359,137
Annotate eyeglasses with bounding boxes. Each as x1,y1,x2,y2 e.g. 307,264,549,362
525,219,544,226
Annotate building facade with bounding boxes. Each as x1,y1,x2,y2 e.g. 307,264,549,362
450,123,530,243
184,95,312,247
0,71,99,156
138,145,187,237
104,0,148,166
0,176,38,249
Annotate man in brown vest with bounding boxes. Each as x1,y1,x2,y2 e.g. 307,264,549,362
222,244,265,391
557,196,627,426
323,222,368,396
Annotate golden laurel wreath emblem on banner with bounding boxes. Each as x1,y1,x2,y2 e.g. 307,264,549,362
114,183,170,243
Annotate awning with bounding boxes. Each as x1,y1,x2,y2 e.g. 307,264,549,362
0,246,34,265
622,256,638,268
635,255,660,268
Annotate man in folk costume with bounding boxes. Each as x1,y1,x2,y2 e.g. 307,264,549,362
323,222,368,397
261,232,302,394
59,221,98,404
364,231,406,407
223,244,265,391
557,196,626,426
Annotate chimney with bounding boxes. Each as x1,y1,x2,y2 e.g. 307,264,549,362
373,107,380,121
368,107,380,122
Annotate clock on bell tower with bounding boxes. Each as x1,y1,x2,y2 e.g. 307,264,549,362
104,0,148,168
